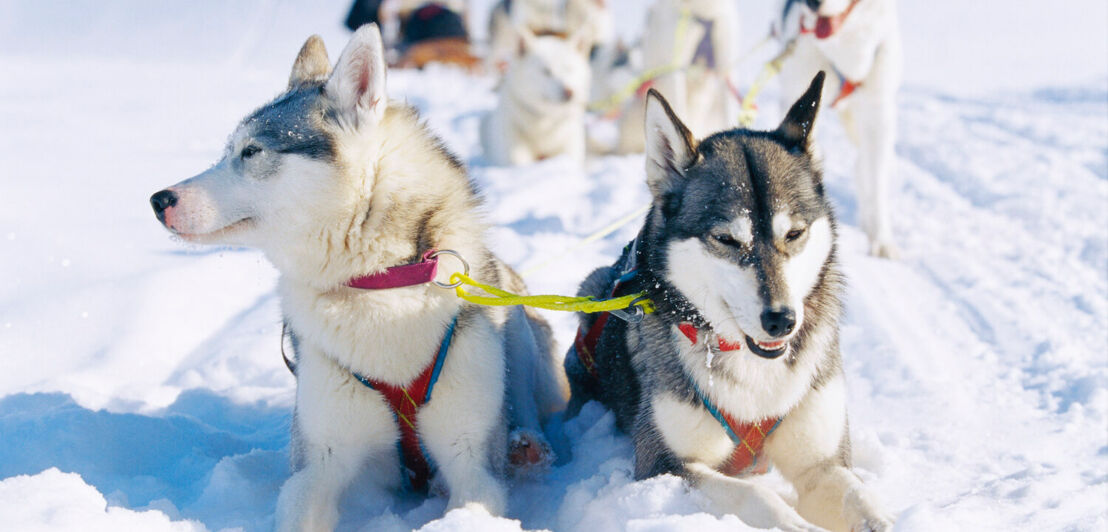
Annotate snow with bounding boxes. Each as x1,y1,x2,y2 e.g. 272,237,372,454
1,1,1106,531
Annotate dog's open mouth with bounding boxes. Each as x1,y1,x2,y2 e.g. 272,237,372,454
172,217,254,243
745,336,790,359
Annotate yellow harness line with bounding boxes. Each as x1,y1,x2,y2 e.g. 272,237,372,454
738,39,797,127
587,8,693,114
449,272,656,315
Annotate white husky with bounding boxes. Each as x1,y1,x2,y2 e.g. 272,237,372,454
150,26,565,530
776,0,903,258
481,27,591,165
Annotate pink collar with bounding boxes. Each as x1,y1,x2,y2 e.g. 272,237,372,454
346,250,440,290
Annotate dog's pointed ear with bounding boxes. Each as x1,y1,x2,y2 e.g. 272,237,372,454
289,35,331,89
516,24,537,56
644,88,698,198
325,24,387,126
778,71,825,150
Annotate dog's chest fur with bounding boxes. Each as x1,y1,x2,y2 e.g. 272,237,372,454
280,280,460,384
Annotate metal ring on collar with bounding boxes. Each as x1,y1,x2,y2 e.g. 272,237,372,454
430,249,470,289
610,296,648,323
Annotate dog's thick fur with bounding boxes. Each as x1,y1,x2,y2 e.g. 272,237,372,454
481,27,591,165
150,26,566,530
777,0,903,258
564,74,894,531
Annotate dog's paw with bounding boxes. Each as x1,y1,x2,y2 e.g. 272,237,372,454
734,483,824,531
851,516,895,532
507,428,554,477
868,238,900,260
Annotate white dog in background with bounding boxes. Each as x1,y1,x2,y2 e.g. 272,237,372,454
640,0,740,142
481,27,591,165
776,0,903,258
487,0,611,73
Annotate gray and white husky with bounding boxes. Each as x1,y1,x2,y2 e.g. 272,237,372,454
564,73,894,531
149,25,566,531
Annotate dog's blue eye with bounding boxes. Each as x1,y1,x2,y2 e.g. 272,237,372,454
241,145,261,159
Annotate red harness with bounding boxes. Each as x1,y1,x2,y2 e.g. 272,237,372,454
352,317,453,492
571,252,783,476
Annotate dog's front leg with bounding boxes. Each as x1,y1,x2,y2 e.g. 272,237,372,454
276,350,398,532
765,374,895,532
417,323,509,515
632,411,817,531
684,462,823,532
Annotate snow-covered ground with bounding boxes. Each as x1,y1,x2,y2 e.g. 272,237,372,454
1,1,1105,530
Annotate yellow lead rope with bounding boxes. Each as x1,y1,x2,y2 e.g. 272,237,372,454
587,8,693,114
738,39,797,127
449,272,655,315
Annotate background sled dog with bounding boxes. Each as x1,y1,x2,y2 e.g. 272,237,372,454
777,0,903,258
487,0,611,73
564,74,894,531
638,0,740,144
480,25,591,165
150,25,565,530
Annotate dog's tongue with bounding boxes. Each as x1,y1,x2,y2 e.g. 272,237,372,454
815,16,840,39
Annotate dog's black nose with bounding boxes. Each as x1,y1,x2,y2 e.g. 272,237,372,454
150,189,177,221
761,308,797,338
805,0,822,11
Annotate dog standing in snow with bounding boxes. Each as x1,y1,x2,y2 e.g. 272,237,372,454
480,26,591,165
565,74,895,531
150,25,565,530
777,0,903,258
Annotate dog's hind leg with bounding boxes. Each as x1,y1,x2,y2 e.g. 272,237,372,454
845,88,898,259
502,305,563,474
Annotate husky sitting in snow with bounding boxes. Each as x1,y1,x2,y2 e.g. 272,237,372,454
564,74,894,531
149,25,565,530
776,0,903,258
480,26,591,165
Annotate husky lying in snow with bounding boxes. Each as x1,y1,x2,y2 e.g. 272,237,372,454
564,74,894,531
480,26,591,165
149,25,565,530
777,0,903,258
